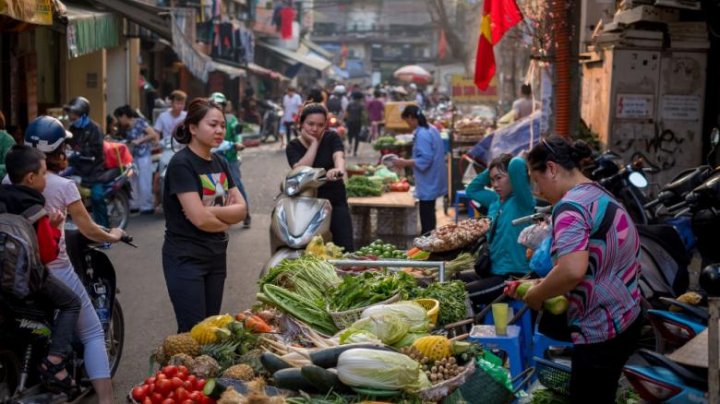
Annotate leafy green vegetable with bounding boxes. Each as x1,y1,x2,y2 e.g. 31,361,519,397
344,314,410,345
337,348,432,392
329,272,416,311
259,256,340,305
406,281,468,326
346,176,383,197
361,301,429,332
259,284,338,335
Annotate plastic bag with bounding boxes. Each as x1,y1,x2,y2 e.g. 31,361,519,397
477,352,513,392
530,236,553,277
517,222,551,250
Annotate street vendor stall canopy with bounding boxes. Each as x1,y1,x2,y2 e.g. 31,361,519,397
257,41,333,72
63,4,119,58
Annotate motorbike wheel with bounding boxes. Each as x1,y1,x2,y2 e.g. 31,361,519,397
0,350,20,402
107,192,130,229
106,299,125,376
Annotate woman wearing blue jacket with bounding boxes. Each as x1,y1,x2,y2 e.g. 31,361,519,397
463,153,535,305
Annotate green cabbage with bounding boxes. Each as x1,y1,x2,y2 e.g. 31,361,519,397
337,348,432,392
348,314,409,345
361,301,430,332
338,329,382,345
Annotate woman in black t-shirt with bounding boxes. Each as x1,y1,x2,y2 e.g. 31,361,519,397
163,98,247,332
286,103,354,252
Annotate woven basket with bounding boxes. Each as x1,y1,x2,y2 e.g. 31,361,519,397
417,359,476,402
329,293,401,329
535,357,571,396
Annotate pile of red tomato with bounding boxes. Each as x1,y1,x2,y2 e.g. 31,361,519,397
130,365,215,404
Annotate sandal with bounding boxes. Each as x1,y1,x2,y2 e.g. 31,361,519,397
39,356,76,393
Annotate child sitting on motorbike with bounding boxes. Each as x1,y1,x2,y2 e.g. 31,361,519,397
463,153,535,306
1,145,82,392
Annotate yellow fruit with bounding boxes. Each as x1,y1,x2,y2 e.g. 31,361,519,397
202,314,234,328
191,324,225,345
163,333,201,357
412,336,452,361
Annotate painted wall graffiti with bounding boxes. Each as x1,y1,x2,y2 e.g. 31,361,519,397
613,124,685,171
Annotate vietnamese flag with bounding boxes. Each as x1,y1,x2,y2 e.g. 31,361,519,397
474,0,523,90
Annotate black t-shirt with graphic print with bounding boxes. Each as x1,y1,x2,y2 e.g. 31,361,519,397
286,130,347,205
163,147,236,258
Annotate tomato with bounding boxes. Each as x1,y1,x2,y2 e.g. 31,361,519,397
156,373,167,381
166,392,175,400
185,375,197,389
175,387,189,401
132,385,149,401
177,365,188,374
189,391,204,402
171,377,184,389
176,370,188,381
142,397,153,404
151,392,164,404
182,380,193,391
180,400,194,404
146,383,155,394
161,399,176,404
162,365,178,378
145,376,157,386
194,379,206,391
201,397,216,404
155,378,174,396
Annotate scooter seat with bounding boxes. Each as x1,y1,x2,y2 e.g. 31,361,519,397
636,348,707,391
0,294,50,321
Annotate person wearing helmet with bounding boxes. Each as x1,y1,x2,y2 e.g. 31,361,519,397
23,115,125,404
64,96,109,227
327,84,348,119
210,92,252,228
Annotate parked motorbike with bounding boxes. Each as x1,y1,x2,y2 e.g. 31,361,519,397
66,167,134,230
260,100,282,143
156,136,181,207
261,166,333,276
0,223,130,403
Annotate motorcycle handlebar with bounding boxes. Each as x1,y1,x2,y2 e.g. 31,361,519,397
512,211,548,226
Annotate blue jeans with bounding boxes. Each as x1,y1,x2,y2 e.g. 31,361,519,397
227,160,250,217
91,183,108,228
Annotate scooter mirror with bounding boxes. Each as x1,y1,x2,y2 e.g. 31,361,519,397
629,172,648,189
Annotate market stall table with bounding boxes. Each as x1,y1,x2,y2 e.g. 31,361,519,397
348,191,418,247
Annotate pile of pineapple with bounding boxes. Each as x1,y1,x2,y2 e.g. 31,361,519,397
156,314,261,382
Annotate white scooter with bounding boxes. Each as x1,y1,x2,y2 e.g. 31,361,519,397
261,166,333,276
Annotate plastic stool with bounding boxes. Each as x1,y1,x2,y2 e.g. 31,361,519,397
530,331,572,367
453,190,468,223
483,300,533,364
468,325,525,386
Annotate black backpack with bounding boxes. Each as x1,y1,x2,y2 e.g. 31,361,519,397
0,203,48,299
327,96,343,115
346,101,364,124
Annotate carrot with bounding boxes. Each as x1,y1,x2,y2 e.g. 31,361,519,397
245,315,273,333
407,247,421,257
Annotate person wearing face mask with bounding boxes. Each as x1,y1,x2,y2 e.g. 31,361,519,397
285,103,354,252
64,97,108,227
509,135,642,403
460,153,535,305
162,98,247,332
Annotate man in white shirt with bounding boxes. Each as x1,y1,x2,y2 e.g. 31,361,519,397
281,86,303,148
511,84,539,121
154,90,187,141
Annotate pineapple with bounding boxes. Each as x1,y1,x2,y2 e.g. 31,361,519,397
152,344,168,366
222,364,254,381
189,355,220,378
163,333,201,357
191,324,232,345
201,341,240,369
412,336,452,361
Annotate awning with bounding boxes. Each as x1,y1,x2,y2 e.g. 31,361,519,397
248,63,288,81
257,41,332,72
65,4,120,58
91,0,171,41
301,38,333,60
0,0,54,25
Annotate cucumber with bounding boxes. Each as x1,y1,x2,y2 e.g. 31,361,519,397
260,352,293,374
203,378,227,399
309,344,395,369
301,365,352,394
272,368,318,393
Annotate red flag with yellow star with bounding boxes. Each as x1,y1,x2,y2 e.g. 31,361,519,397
474,0,523,90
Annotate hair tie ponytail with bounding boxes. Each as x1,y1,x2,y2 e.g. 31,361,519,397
173,123,191,144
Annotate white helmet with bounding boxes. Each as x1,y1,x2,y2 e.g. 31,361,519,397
333,85,347,94
409,83,417,90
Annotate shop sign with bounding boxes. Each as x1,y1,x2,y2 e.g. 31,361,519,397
450,75,498,104
616,94,653,119
661,95,701,121
0,0,53,25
